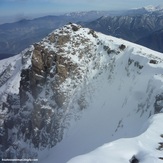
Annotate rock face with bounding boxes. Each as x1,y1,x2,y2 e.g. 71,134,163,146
19,24,85,149
1,23,163,161
0,24,95,159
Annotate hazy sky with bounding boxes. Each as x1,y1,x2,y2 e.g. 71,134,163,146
1,0,163,17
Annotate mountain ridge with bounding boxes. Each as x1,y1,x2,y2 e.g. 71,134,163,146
1,7,163,58
0,24,163,162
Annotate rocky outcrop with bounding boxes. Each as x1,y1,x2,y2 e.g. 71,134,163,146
154,94,163,113
17,24,88,150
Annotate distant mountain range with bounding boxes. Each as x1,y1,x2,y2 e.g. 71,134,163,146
0,6,163,59
0,15,73,59
83,14,162,41
82,10,163,53
0,10,125,59
136,28,163,52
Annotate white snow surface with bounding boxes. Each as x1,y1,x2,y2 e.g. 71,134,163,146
68,113,163,163
0,48,33,96
0,54,22,95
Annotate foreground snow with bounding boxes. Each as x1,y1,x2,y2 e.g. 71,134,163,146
68,113,163,163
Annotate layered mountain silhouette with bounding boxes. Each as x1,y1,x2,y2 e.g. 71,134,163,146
0,7,163,60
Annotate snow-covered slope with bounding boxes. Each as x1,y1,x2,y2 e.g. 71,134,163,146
1,24,163,162
38,24,163,163
68,113,163,163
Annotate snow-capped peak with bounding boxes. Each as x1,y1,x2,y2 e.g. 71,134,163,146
144,5,163,12
1,23,163,163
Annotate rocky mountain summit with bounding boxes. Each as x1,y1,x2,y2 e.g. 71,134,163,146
1,24,163,162
0,23,103,159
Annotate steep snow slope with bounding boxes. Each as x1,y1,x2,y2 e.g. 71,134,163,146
38,25,163,163
1,24,163,163
68,113,163,163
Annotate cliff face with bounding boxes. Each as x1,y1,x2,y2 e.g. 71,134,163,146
1,24,163,162
16,24,89,149
0,24,98,159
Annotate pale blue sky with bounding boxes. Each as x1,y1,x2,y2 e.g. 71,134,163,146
0,0,163,22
